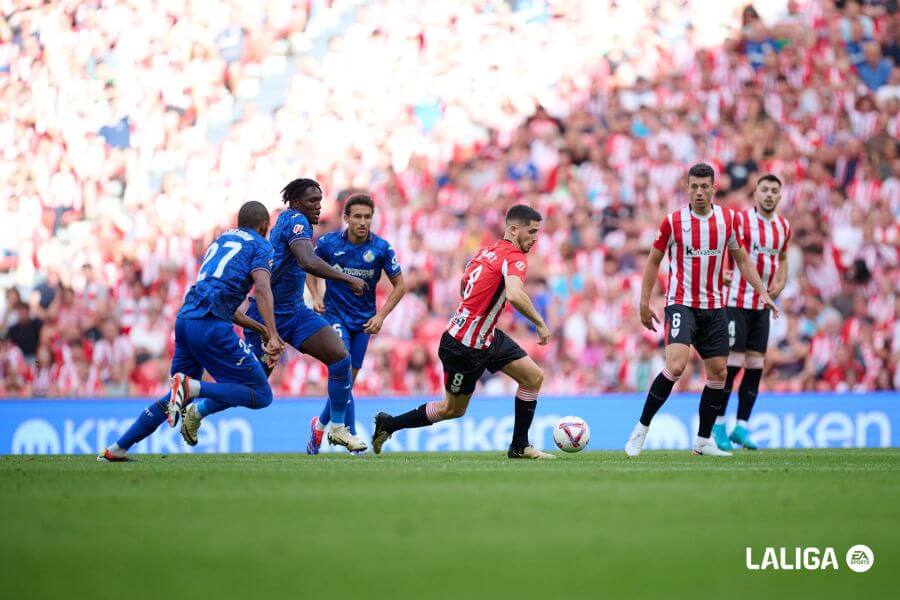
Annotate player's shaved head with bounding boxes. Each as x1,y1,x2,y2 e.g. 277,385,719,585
505,204,542,225
237,201,270,229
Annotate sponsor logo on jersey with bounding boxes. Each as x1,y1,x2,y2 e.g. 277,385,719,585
751,242,780,256
515,260,525,271
481,250,498,261
684,246,722,257
332,264,376,278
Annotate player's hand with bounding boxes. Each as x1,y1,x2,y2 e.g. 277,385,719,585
536,322,550,346
348,276,368,296
363,314,385,335
723,269,733,287
640,303,661,332
760,293,780,319
263,335,286,365
312,297,325,313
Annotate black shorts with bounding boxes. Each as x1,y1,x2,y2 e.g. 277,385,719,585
664,304,729,359
438,329,527,395
727,307,771,353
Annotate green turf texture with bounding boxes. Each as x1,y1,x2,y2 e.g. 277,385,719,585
2,450,898,600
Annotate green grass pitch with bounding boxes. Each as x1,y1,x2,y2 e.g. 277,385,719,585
2,450,898,600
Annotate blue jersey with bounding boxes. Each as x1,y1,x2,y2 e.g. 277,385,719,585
314,230,402,330
263,208,314,315
178,227,273,322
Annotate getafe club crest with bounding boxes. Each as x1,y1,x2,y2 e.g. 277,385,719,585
363,250,376,263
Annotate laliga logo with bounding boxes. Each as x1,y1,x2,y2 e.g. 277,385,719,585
745,545,874,572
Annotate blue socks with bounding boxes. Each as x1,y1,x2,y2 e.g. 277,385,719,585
116,395,168,450
327,356,352,426
319,392,356,434
195,397,230,418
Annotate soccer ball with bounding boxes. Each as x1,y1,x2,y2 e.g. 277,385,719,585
553,416,590,453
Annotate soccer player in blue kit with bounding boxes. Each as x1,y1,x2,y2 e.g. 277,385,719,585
304,193,406,454
98,201,285,461
216,178,371,452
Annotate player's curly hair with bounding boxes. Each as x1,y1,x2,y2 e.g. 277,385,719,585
688,163,715,182
343,193,375,216
281,178,322,204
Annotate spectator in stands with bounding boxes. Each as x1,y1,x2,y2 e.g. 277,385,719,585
7,303,41,364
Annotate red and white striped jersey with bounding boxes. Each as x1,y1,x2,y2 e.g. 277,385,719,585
447,239,527,349
727,208,791,310
652,205,738,309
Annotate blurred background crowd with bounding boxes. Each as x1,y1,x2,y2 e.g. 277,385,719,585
0,0,897,397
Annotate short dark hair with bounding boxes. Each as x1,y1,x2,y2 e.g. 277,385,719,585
344,193,375,216
756,174,782,188
281,178,322,204
687,163,715,182
237,201,270,229
505,204,542,224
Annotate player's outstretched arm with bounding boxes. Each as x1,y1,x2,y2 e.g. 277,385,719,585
233,309,268,341
290,239,368,295
251,269,285,360
305,275,325,313
729,246,780,317
505,275,549,345
639,247,665,332
364,273,407,334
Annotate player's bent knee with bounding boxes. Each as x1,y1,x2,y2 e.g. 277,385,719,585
250,382,274,409
666,361,687,378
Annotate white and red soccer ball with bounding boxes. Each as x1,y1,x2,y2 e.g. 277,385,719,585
552,416,590,453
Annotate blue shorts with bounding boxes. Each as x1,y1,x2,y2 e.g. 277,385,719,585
244,304,330,361
172,316,269,388
323,311,371,370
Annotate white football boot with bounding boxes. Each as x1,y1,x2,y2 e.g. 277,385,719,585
692,437,733,457
180,403,202,446
625,423,649,457
327,424,368,452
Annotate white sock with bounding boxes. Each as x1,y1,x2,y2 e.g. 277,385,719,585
737,419,748,429
315,419,326,432
329,422,345,432
187,378,201,398
108,443,125,456
695,436,711,446
634,422,649,434
715,416,726,425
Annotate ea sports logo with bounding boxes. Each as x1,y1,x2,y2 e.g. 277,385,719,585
846,545,874,573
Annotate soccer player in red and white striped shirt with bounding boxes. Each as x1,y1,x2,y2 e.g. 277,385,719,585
371,205,554,459
625,163,778,458
715,175,790,451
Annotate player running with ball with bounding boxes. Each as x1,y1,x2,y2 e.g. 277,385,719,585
624,163,778,458
371,205,555,459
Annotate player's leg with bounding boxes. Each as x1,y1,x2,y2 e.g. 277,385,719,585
730,310,769,450
499,354,554,459
300,321,366,451
371,332,481,455
343,331,370,439
692,310,732,457
100,322,203,461
715,308,747,450
176,319,274,445
625,305,693,457
310,320,350,453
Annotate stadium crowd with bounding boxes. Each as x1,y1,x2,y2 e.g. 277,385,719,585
1,0,898,397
